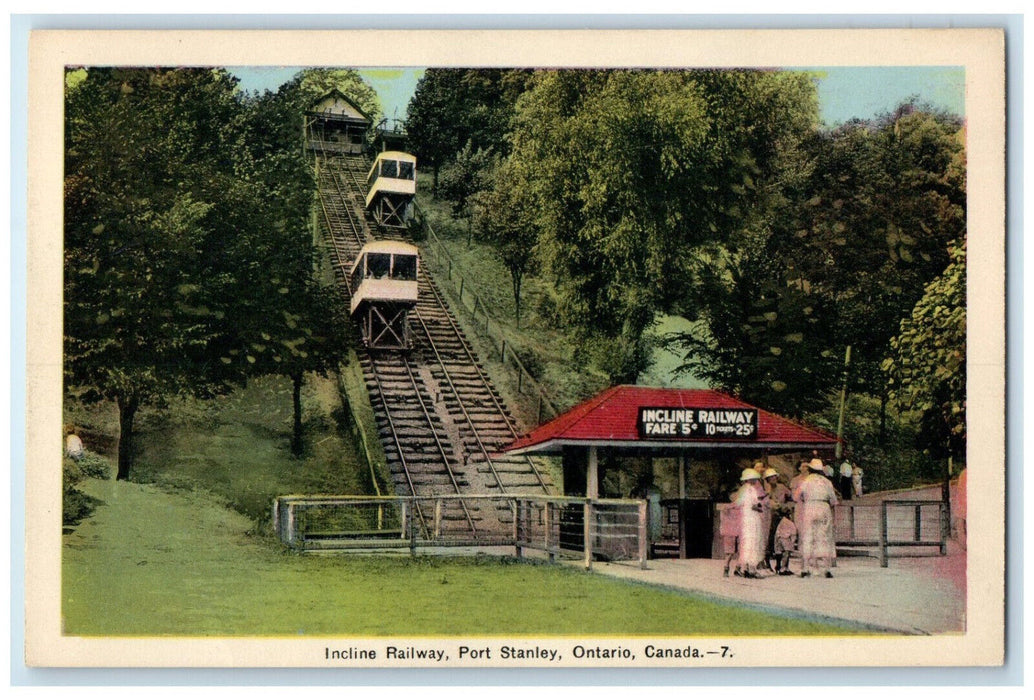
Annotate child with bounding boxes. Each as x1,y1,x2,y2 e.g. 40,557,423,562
773,515,798,576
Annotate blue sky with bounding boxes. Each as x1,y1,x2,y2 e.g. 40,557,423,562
229,65,965,126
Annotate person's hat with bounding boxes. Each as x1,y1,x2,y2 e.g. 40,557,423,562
809,457,825,471
763,468,779,479
740,468,762,481
753,461,764,470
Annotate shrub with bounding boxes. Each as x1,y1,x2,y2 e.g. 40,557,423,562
63,455,105,527
76,451,112,480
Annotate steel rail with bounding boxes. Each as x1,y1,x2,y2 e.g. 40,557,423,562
363,355,430,535
411,309,508,495
395,353,480,535
420,275,551,493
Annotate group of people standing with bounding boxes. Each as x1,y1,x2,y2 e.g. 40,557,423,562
722,457,842,580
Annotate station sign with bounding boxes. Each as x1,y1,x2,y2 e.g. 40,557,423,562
637,407,758,440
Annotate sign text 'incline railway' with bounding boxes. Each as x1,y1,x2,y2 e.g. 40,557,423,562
637,407,758,440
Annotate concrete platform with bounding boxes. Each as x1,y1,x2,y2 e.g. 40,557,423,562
558,543,966,635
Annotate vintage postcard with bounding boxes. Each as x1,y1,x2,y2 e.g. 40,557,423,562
25,27,1005,669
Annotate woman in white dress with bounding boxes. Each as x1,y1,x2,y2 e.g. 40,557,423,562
734,467,767,579
794,458,839,578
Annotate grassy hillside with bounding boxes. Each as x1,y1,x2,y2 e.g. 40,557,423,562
415,187,707,430
63,476,862,636
64,373,367,528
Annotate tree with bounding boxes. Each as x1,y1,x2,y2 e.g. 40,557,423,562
229,80,353,457
674,100,966,420
290,68,382,126
472,160,540,327
508,69,820,383
883,239,966,459
405,69,533,194
64,68,251,479
791,105,966,403
437,141,498,246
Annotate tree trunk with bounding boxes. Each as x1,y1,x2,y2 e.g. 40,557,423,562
512,269,523,330
115,392,140,481
291,371,304,458
878,390,888,447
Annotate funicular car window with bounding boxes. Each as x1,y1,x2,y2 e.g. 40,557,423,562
399,161,415,180
392,254,417,281
367,253,391,278
380,160,399,179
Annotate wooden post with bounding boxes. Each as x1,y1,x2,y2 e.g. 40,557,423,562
879,501,889,568
544,502,554,562
943,455,953,546
914,504,922,543
583,500,593,571
834,345,852,462
400,502,408,540
513,499,522,558
273,499,281,541
459,277,465,299
584,446,599,570
587,446,599,499
501,339,507,363
434,499,443,540
537,395,543,424
638,500,649,569
409,501,418,557
286,503,296,548
678,453,688,560
849,505,856,541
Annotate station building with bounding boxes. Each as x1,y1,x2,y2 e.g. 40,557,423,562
501,385,838,558
306,89,371,154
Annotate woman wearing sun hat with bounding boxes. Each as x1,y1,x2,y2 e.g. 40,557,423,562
794,458,839,578
733,467,767,579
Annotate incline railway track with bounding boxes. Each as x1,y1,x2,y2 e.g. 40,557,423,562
310,138,554,539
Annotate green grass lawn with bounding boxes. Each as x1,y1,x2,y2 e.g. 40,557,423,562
63,476,861,637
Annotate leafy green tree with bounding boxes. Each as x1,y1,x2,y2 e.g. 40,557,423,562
64,68,251,479
792,104,966,401
229,80,353,457
438,141,498,245
405,69,464,194
290,68,382,125
883,239,966,459
508,69,820,383
405,68,533,194
675,101,965,420
471,160,540,327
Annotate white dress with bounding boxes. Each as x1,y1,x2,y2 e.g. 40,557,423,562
796,474,838,564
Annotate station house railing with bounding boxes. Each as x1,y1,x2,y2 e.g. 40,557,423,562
274,494,648,570
833,498,949,567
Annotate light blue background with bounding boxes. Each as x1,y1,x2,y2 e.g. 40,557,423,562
227,65,965,127
8,13,1023,689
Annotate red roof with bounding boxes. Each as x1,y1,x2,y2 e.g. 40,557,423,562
501,385,838,455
